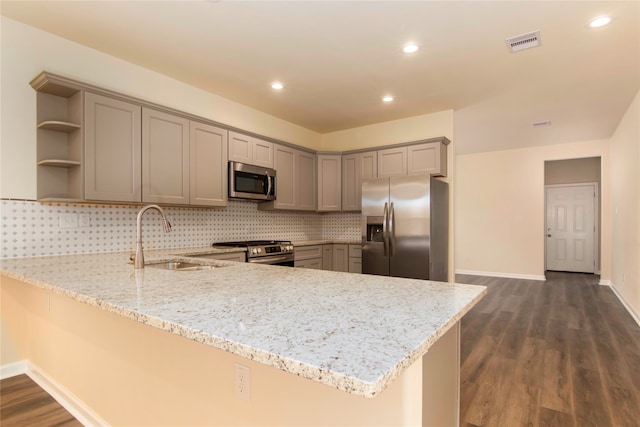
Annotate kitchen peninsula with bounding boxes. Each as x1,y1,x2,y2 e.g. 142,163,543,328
1,250,485,426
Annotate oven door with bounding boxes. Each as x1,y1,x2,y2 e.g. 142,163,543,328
229,161,276,201
248,254,294,267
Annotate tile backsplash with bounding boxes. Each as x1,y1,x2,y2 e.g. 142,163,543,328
0,199,360,258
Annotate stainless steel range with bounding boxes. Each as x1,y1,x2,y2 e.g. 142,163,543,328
213,240,294,266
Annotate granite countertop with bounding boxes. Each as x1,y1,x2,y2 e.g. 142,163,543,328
1,250,485,398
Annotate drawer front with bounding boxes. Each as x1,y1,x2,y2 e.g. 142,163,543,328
295,258,323,270
192,252,246,262
294,245,323,260
349,244,362,258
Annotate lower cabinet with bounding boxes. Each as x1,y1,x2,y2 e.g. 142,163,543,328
294,245,323,270
295,244,361,273
348,244,362,273
332,244,349,272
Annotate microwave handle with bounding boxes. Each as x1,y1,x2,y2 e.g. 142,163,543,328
266,172,272,196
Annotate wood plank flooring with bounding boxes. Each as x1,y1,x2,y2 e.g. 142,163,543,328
458,272,640,427
0,374,82,427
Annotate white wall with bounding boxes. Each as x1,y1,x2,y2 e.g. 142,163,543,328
0,17,322,200
455,139,611,280
610,90,640,318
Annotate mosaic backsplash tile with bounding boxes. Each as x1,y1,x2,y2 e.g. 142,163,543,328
0,199,361,258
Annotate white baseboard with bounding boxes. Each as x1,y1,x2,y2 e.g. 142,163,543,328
0,360,27,379
455,269,546,281
1,360,108,426
604,282,640,327
599,279,612,286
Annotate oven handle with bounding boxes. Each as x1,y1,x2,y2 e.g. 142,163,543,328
248,255,294,264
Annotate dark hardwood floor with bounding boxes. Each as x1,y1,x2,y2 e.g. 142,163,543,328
458,272,640,427
0,374,82,427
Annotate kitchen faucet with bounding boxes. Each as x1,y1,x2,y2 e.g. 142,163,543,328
134,204,172,269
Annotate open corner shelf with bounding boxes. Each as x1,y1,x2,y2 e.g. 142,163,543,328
38,120,81,132
37,159,82,168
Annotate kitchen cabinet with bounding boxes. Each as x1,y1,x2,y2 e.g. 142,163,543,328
342,151,377,211
349,244,362,273
142,108,190,204
378,140,448,179
322,245,333,271
317,154,342,212
190,122,228,207
294,244,323,269
332,244,349,272
407,141,448,177
377,147,408,178
30,72,84,202
260,144,316,211
228,131,273,168
84,92,142,202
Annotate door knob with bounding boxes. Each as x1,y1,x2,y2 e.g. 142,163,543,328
547,234,552,237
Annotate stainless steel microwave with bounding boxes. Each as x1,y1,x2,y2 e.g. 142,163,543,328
228,161,277,201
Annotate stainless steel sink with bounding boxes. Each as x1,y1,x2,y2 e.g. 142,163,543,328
145,261,218,271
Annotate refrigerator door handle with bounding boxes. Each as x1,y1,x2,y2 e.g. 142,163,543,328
383,202,389,256
389,202,395,257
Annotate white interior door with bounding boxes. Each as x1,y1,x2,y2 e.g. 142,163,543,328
545,184,596,273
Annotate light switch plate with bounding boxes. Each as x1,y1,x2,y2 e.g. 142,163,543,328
79,213,91,227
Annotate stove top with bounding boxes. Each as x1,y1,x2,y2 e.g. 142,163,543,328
212,240,294,259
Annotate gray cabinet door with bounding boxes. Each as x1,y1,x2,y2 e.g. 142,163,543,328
317,154,341,212
407,142,447,177
142,108,190,204
252,138,274,168
378,146,407,178
228,131,252,164
322,245,333,271
273,145,296,209
190,122,228,206
342,151,377,211
296,150,317,211
332,244,349,272
84,92,142,202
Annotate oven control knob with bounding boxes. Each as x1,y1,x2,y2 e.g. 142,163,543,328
257,248,262,253
251,248,258,254
288,245,293,251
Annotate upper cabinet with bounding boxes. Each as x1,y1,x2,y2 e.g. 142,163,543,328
190,122,228,207
142,108,190,205
378,139,449,179
229,131,274,168
259,144,316,211
342,151,377,211
316,154,342,212
30,72,84,202
378,147,408,178
407,141,447,177
84,92,142,203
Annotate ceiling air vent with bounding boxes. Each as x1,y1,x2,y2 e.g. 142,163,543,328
532,120,552,128
505,30,541,53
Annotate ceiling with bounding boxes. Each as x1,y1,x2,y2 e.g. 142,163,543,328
1,1,639,154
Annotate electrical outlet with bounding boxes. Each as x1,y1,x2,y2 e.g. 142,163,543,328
234,364,251,402
59,213,78,229
79,213,91,227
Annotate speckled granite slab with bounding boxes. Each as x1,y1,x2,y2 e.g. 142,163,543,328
1,251,485,397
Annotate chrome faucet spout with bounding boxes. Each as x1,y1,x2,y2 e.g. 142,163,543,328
134,204,172,269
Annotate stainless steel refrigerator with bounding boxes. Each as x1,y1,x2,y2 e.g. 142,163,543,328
361,175,448,281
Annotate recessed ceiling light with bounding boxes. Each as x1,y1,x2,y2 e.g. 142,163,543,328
382,96,394,102
403,44,419,53
589,16,611,28
271,82,284,90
